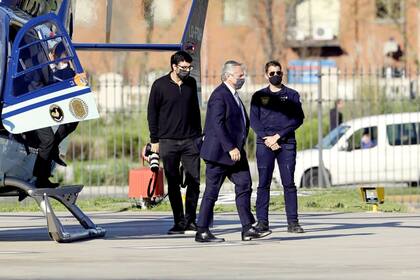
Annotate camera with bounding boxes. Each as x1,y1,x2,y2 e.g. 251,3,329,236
144,143,160,172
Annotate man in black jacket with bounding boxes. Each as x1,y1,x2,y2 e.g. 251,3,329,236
329,99,344,131
147,51,202,234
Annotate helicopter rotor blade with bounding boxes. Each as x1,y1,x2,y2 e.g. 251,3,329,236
105,0,113,43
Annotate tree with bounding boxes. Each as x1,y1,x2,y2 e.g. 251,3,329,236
375,0,418,68
136,0,155,82
253,0,302,62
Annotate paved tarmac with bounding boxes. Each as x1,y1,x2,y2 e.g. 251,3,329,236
0,211,420,280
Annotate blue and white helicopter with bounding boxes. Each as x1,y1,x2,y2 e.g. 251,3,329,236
0,0,208,242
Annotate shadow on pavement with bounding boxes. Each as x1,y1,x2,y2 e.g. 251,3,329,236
0,212,419,242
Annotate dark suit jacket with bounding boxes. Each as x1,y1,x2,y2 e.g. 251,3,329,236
200,83,249,166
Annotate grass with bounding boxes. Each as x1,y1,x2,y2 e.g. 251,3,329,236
0,197,131,212
294,188,407,212
0,187,411,213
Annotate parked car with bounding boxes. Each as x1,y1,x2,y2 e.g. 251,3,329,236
274,112,420,187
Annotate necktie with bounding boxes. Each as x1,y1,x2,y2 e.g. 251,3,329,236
234,92,246,126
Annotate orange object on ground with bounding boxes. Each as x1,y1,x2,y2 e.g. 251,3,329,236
128,167,164,198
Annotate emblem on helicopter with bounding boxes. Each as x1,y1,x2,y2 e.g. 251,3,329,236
69,98,88,120
49,104,64,122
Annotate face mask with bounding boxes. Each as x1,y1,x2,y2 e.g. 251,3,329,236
269,75,282,86
57,62,68,70
177,69,190,80
234,78,245,90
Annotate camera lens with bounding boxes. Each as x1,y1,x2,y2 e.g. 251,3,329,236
149,153,160,172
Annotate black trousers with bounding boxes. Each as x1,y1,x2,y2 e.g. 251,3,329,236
159,138,200,226
33,122,78,180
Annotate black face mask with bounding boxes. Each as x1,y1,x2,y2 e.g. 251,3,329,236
234,78,245,90
177,69,190,80
269,75,282,86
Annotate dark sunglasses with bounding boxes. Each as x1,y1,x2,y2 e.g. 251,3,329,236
268,71,282,77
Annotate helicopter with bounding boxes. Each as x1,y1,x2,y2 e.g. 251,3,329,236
0,0,209,242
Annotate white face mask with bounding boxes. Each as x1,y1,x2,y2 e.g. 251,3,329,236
56,62,68,70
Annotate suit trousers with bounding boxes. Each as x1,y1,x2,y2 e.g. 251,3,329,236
255,143,298,224
159,138,200,226
33,122,79,179
197,156,255,230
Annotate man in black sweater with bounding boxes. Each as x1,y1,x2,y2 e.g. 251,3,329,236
147,51,202,234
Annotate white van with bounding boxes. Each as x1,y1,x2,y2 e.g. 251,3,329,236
274,112,420,187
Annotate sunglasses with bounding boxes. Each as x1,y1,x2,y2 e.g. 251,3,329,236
268,71,282,77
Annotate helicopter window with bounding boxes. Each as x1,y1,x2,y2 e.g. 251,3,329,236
12,23,76,97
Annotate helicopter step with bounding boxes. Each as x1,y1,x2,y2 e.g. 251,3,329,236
0,176,106,243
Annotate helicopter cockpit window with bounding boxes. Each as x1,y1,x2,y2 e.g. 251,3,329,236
12,22,76,97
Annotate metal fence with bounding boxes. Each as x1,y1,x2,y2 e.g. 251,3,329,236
56,66,420,196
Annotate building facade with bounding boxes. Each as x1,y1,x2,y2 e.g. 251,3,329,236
72,0,420,83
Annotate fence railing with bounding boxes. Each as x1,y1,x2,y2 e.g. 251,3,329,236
56,67,419,195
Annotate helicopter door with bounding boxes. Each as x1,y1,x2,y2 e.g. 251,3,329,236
1,13,99,134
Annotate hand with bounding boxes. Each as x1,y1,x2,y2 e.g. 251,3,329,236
151,143,159,153
270,143,281,151
229,148,241,162
263,134,280,148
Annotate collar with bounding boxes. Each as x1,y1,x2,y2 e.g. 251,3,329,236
168,71,183,85
223,82,236,96
266,84,286,94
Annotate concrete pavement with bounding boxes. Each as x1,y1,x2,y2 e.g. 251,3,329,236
0,211,420,279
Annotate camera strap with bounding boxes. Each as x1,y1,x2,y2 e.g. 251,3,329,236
179,165,188,188
147,171,159,198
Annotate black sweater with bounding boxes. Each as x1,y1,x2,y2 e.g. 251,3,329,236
147,73,202,143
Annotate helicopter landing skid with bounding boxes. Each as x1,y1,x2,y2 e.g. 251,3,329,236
1,176,106,243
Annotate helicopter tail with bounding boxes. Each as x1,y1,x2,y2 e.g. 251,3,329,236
72,0,209,53
72,0,209,102
180,0,209,102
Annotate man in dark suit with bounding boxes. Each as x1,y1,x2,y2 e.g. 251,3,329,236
195,60,271,242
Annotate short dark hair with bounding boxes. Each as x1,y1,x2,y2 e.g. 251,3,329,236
170,51,193,68
264,60,282,73
53,41,67,58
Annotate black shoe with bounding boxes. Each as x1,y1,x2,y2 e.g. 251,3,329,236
18,191,28,202
195,230,225,243
255,220,270,234
35,179,60,189
287,223,305,233
242,226,272,241
184,222,198,233
53,155,67,167
167,224,185,235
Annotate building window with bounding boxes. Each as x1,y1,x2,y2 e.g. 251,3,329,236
223,0,249,25
153,0,173,25
376,0,402,21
